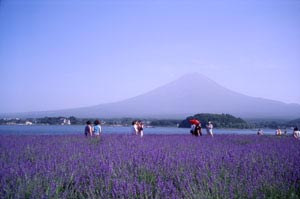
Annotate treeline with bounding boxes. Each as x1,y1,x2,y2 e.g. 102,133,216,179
99,118,181,127
247,118,300,129
0,117,79,125
148,119,181,127
179,113,250,128
1,115,299,129
0,116,181,127
179,113,300,129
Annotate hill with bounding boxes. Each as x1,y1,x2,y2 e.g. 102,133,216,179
179,113,249,128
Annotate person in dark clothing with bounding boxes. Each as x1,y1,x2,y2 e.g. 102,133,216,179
194,123,202,136
84,121,92,136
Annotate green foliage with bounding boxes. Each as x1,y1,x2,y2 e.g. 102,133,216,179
179,113,250,128
149,119,181,127
69,116,80,125
246,118,300,129
1,116,299,129
287,118,300,128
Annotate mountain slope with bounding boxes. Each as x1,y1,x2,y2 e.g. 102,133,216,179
5,73,300,119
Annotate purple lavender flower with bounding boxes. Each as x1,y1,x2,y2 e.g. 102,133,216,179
0,134,299,198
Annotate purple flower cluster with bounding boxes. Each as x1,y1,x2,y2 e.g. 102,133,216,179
1,134,299,198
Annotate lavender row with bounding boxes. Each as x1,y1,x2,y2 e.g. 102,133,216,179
1,134,299,198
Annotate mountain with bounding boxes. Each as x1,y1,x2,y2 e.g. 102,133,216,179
3,73,300,119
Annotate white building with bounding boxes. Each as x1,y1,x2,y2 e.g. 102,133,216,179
25,121,33,125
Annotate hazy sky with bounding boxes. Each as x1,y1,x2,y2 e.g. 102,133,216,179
1,0,300,113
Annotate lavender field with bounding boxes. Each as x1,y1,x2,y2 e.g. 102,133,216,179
1,134,299,199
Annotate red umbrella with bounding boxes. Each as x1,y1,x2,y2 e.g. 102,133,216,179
189,119,200,125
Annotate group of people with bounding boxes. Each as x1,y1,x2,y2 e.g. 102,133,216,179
190,121,214,137
84,119,299,140
132,120,144,137
257,126,300,139
84,120,102,137
84,119,144,137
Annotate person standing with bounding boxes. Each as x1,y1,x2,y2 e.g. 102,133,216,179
93,119,102,137
132,121,139,135
195,123,202,136
190,124,196,135
84,121,93,136
284,128,288,135
275,128,282,136
257,128,264,136
138,121,144,138
206,121,214,137
293,127,300,139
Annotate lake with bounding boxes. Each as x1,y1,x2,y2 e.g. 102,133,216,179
0,125,281,135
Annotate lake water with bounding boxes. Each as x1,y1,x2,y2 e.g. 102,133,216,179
0,125,280,135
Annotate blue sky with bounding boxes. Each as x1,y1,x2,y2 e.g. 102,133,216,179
0,0,300,113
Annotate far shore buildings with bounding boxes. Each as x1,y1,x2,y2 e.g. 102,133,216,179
1,117,72,125
60,118,71,125
25,121,33,125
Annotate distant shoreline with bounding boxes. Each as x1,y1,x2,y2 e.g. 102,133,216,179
0,125,289,136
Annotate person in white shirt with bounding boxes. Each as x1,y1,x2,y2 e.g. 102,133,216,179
293,127,300,139
206,121,214,137
190,124,196,135
138,121,144,138
257,128,264,136
275,128,282,136
132,121,139,135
